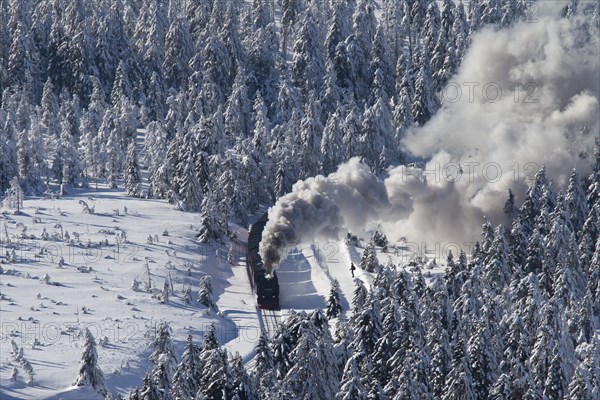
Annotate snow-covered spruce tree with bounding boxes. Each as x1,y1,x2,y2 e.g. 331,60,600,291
350,295,383,384
59,117,82,189
517,165,550,237
196,324,230,399
291,8,326,97
567,341,599,400
332,316,353,378
72,328,108,397
139,372,161,400
544,347,570,400
125,141,141,197
198,275,217,311
171,335,201,399
336,354,367,400
245,24,280,106
468,319,499,399
360,72,392,171
251,91,270,153
411,44,439,127
319,68,342,122
503,188,516,216
451,1,469,66
281,0,303,55
298,95,323,179
126,388,141,400
3,176,24,213
445,250,463,302
16,119,31,190
372,228,388,250
142,121,167,191
224,67,251,140
326,279,343,319
483,225,511,294
393,65,414,142
350,0,377,102
0,112,18,193
434,40,458,91
141,71,166,125
565,167,589,237
96,108,120,188
372,298,401,387
177,151,203,212
283,331,331,399
229,352,256,400
23,114,46,194
253,330,277,397
529,299,573,392
541,195,573,293
579,206,598,275
391,342,432,399
201,35,230,111
320,108,345,175
149,322,177,397
428,309,453,397
442,325,477,400
196,193,222,243
509,215,529,272
282,310,341,398
183,287,192,305
359,239,378,272
424,1,441,55
78,78,106,180
215,153,243,222
351,279,369,319
369,23,394,102
587,239,600,317
162,278,169,303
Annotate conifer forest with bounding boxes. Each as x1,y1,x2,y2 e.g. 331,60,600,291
0,0,599,399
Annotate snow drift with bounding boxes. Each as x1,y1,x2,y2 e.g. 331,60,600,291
261,5,600,272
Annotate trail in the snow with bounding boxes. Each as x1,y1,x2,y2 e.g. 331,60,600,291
275,247,326,311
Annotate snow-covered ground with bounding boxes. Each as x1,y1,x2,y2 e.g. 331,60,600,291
0,187,440,399
0,188,243,399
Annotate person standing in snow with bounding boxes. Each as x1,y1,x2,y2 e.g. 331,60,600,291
350,262,356,277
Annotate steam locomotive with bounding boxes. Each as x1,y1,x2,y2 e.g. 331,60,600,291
247,213,280,309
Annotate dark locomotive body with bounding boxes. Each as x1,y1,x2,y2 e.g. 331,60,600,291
247,213,280,309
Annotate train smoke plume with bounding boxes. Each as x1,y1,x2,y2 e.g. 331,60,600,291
259,158,391,272
260,4,599,273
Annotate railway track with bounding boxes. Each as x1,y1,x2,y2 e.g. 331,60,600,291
261,308,281,337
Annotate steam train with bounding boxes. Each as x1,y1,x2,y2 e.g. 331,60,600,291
247,213,280,309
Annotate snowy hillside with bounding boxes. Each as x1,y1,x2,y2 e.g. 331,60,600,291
0,188,417,399
0,188,228,398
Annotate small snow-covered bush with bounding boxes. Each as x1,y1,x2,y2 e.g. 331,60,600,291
40,273,51,285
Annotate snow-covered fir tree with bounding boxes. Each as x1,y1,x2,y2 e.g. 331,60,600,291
125,141,141,197
72,328,108,397
2,176,24,212
359,239,379,272
197,275,217,311
326,279,344,319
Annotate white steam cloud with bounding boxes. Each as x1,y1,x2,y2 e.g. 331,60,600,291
259,158,391,271
260,5,599,272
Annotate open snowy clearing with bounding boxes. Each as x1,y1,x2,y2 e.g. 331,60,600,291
0,188,244,399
